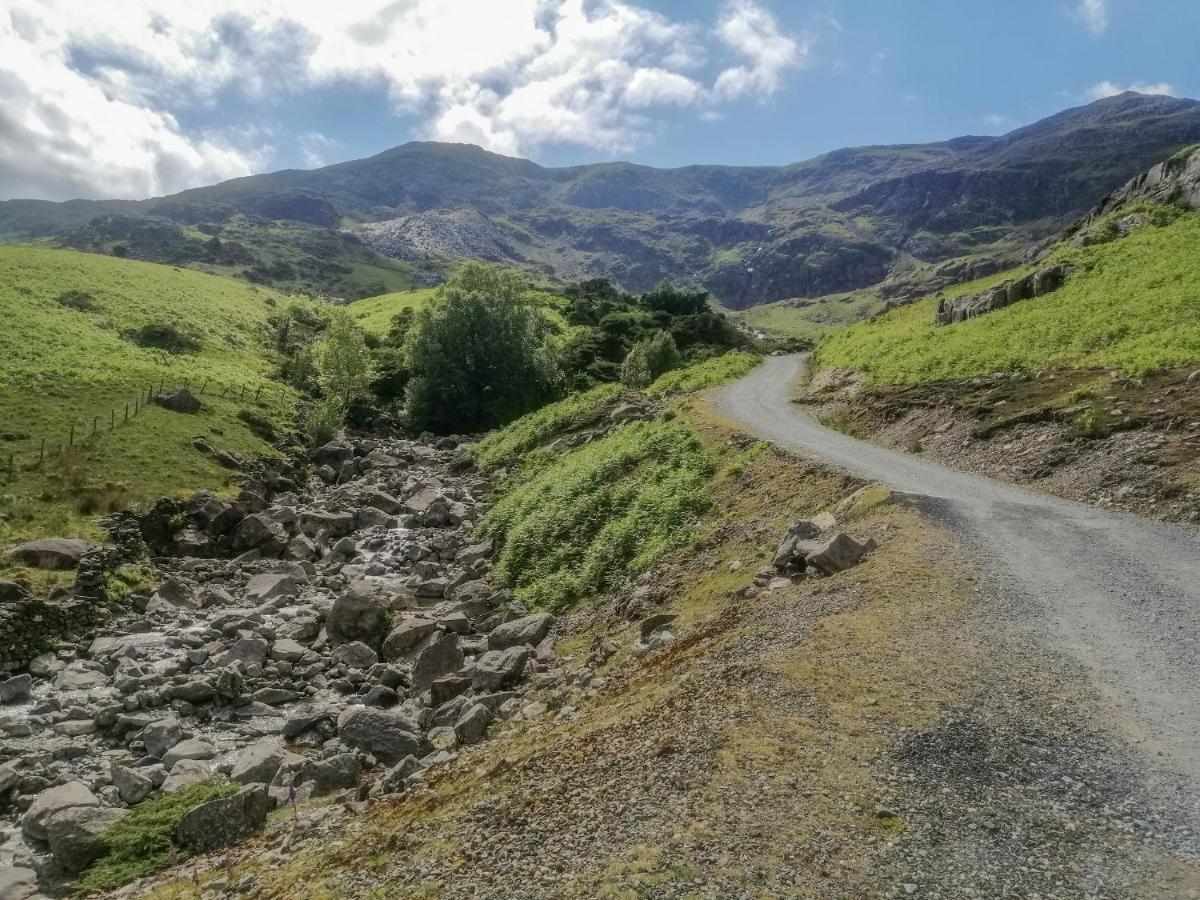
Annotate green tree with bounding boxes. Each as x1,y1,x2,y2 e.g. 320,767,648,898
620,342,653,387
403,263,561,433
317,310,374,409
621,330,680,387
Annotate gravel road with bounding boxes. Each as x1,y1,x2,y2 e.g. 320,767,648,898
715,354,1200,809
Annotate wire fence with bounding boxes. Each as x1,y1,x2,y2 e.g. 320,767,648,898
2,377,275,485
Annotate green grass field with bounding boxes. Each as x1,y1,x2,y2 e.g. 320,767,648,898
818,208,1200,382
348,288,440,335
733,290,884,343
0,245,303,546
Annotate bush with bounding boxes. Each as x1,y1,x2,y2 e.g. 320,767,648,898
306,397,344,445
317,310,374,409
79,780,239,892
56,289,96,311
620,343,653,387
122,323,202,354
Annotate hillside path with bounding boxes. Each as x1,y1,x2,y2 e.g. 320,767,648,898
714,354,1200,804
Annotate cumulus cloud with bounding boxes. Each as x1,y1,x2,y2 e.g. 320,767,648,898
0,0,808,200
1075,0,1109,35
1086,80,1178,100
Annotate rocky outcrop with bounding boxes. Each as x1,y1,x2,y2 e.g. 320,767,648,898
934,264,1071,325
175,784,272,852
1091,144,1200,217
6,539,92,570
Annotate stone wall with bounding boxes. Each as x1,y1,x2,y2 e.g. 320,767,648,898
0,584,99,671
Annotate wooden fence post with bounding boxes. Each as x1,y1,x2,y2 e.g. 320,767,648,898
69,424,75,447
110,410,115,431
92,416,99,436
6,454,12,483
38,438,45,467
240,384,246,399
255,386,262,401
125,402,130,423
159,377,165,393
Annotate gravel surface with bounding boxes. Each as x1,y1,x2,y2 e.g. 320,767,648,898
714,355,1200,815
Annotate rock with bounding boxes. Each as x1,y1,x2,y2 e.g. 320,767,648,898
231,740,287,785
376,756,421,794
142,717,184,758
160,759,213,793
215,637,269,668
454,703,493,745
430,675,471,705
472,647,530,691
298,753,360,795
231,514,285,554
298,509,356,539
336,706,422,762
486,613,555,651
29,652,65,676
1188,370,1200,384
0,673,32,704
55,663,108,691
455,540,494,566
326,591,390,651
112,765,154,805
313,440,354,467
381,617,438,661
176,784,271,852
270,639,308,663
243,573,299,603
639,614,677,641
154,388,201,413
801,532,875,575
331,641,379,670
44,806,126,872
360,488,403,514
253,687,301,705
411,632,464,692
0,867,38,900
22,781,99,841
7,538,92,570
163,739,217,768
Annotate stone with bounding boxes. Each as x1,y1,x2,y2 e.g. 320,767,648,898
270,639,308,663
454,703,493,745
336,706,422,762
141,717,183,758
376,755,421,794
169,680,215,703
331,641,378,670
29,652,65,676
363,684,399,707
231,740,287,785
22,781,99,841
472,647,530,691
326,591,390,651
360,488,402,514
486,613,555,650
112,765,154,805
298,753,360,795
231,514,285,553
7,538,91,570
0,673,32,704
1188,370,1200,384
243,573,299,603
380,617,438,662
313,440,354,467
154,388,201,413
163,738,217,768
214,637,269,668
55,663,108,691
430,675,471,705
0,867,38,900
253,687,301,705
176,784,271,852
45,806,126,872
456,540,494,566
161,759,213,793
411,632,464,693
801,532,874,575
639,614,677,641
298,509,356,539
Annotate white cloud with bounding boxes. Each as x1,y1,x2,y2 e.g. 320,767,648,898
1085,80,1178,101
982,113,1012,128
0,0,808,200
713,0,807,101
1075,0,1108,35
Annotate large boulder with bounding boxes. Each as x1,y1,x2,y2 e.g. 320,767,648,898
243,573,300,603
44,806,126,873
0,673,32,705
141,717,183,758
22,781,99,841
298,509,355,539
411,632,464,693
380,617,438,662
7,538,92,570
161,759,213,793
230,514,286,554
472,647,530,692
175,784,271,852
0,867,37,900
154,388,201,414
800,533,875,575
111,765,154,805
297,753,360,795
326,592,390,651
163,739,217,769
336,706,422,762
486,613,555,651
230,739,287,785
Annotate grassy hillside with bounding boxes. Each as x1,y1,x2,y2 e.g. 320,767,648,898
734,290,884,343
0,246,302,545
349,288,440,335
818,207,1200,381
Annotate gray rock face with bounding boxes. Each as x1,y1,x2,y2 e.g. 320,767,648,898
454,703,493,745
935,263,1070,325
472,647,530,691
0,867,38,900
0,673,32,704
230,739,287,785
331,641,378,670
176,784,272,852
142,717,183,758
231,513,285,553
163,738,217,768
45,805,126,872
154,388,201,413
298,752,360,795
161,759,213,793
411,632,464,692
801,532,875,575
243,573,299,603
336,706,422,761
7,538,92,570
486,613,555,651
112,765,154,805
381,617,438,661
22,781,99,841
298,509,356,538
326,591,391,650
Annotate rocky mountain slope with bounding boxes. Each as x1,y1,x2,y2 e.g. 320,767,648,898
3,93,1199,306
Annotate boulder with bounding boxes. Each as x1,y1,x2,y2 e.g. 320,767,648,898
801,533,875,575
243,573,299,603
454,703,493,745
141,717,183,758
44,806,126,873
313,441,354,467
360,488,402,514
230,513,286,554
0,867,37,900
472,647,530,692
298,509,355,539
214,637,269,668
331,641,378,670
380,617,438,662
270,639,308,663
22,781,99,841
0,673,32,705
154,388,201,413
230,739,287,785
411,632,464,692
150,575,199,609
486,613,555,651
111,765,154,805
7,538,92,570
160,759,213,793
297,753,360,795
176,784,271,852
326,591,390,651
163,739,217,768
336,706,422,762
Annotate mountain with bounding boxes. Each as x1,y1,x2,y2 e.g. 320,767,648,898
2,92,1199,307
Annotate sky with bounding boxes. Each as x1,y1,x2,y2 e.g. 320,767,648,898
0,0,1197,202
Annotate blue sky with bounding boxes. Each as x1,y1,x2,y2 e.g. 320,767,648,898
1,0,1196,201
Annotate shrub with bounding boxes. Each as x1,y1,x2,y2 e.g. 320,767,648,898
56,289,96,311
620,343,653,388
306,397,344,445
79,780,239,892
122,323,202,354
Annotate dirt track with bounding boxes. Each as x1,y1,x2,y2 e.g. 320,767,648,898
715,354,1200,810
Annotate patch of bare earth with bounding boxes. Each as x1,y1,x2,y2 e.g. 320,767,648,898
801,366,1200,526
136,431,1198,900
